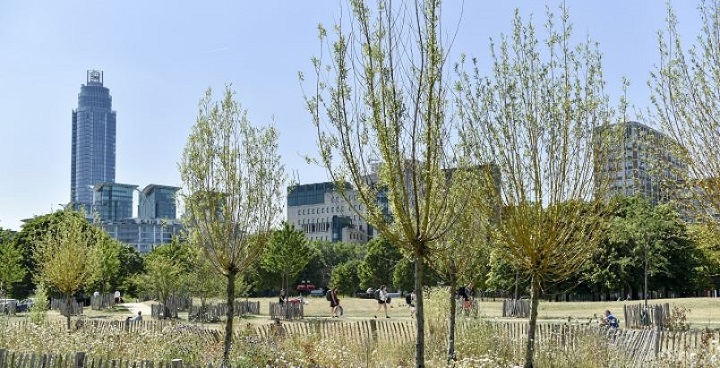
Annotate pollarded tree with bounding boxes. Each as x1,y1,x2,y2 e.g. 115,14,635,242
261,221,312,294
180,86,285,364
304,1,477,364
33,210,99,330
652,1,720,217
456,7,613,367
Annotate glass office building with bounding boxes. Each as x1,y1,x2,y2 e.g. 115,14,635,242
71,70,116,214
138,185,180,219
91,183,136,222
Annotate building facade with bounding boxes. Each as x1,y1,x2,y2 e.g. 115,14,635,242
89,182,183,253
594,121,687,205
71,70,117,214
101,218,184,254
138,184,180,219
90,182,136,222
286,182,372,243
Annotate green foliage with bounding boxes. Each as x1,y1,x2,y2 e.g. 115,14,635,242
393,258,440,292
0,230,25,297
32,210,99,328
89,236,123,294
357,236,401,290
261,222,312,291
135,253,185,308
180,85,285,363
456,5,614,367
28,282,49,325
330,259,362,295
9,210,75,299
116,244,145,298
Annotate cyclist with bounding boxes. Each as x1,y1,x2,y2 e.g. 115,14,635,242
457,282,474,313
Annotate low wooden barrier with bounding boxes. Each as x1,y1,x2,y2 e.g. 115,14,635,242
269,302,303,320
502,299,531,318
89,293,115,310
188,300,260,322
50,299,83,316
623,303,670,329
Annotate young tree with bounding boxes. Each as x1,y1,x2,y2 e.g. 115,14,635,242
180,86,285,364
651,1,720,216
89,235,123,294
136,252,186,318
33,210,98,330
305,1,475,363
456,7,613,367
261,222,312,293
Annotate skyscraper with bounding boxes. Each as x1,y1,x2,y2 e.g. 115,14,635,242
71,70,116,213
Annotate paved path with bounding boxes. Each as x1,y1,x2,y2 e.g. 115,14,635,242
119,302,152,319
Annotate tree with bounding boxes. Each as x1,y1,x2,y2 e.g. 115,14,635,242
456,7,613,367
305,2,476,363
651,1,720,218
358,236,402,290
0,229,25,298
687,222,720,290
116,244,145,298
180,86,285,364
136,252,186,318
261,222,312,293
33,210,98,330
331,259,362,295
89,235,122,294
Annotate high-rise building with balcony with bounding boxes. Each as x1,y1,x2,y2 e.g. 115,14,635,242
70,70,116,214
593,121,687,205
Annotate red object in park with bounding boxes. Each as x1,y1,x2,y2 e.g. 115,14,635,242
296,284,316,292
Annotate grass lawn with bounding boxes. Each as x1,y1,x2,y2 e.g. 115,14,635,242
6,295,719,330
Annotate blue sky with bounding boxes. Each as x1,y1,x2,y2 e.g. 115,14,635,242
0,1,702,231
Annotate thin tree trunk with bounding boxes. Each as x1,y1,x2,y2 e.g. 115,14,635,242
223,271,236,366
524,275,541,368
65,294,72,331
415,255,425,367
446,274,457,366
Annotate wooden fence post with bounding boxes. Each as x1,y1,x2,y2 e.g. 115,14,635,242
369,319,378,343
171,359,182,368
0,348,6,368
74,352,86,368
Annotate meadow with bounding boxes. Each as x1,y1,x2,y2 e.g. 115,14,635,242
2,294,720,367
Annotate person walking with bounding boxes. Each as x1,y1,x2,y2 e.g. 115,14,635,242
329,287,341,317
375,285,390,318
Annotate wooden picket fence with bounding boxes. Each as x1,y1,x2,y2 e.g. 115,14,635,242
50,298,84,316
90,294,116,310
268,302,303,320
253,319,414,347
2,319,719,367
623,303,670,329
0,349,210,368
188,301,260,322
501,299,530,318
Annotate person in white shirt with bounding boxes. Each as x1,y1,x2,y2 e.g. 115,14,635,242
375,285,390,318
